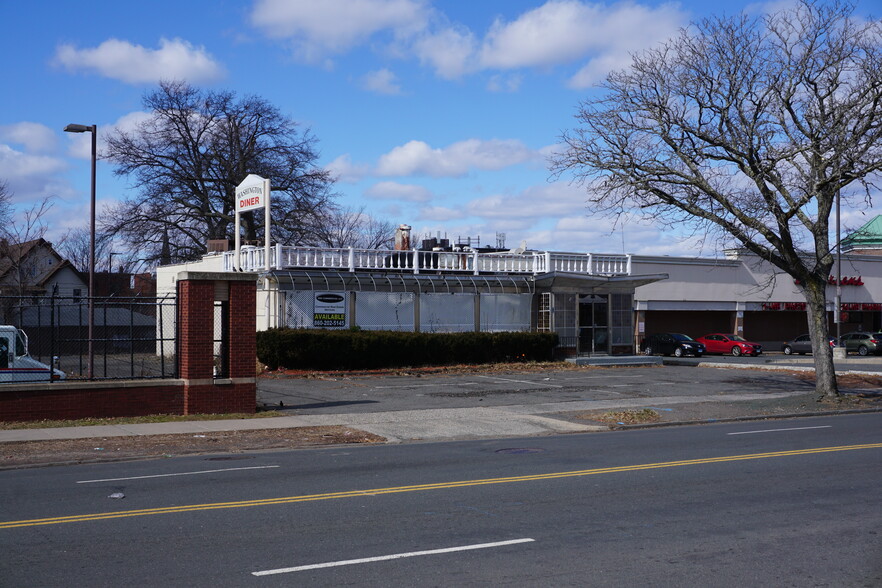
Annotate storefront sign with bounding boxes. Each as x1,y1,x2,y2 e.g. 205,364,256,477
764,301,881,312
794,276,863,286
761,302,806,311
314,292,347,328
842,303,882,311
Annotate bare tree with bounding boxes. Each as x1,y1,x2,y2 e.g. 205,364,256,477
0,194,56,296
313,206,396,249
55,226,116,273
0,181,11,228
551,0,882,401
103,81,335,264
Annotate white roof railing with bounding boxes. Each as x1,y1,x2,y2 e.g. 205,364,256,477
224,245,631,276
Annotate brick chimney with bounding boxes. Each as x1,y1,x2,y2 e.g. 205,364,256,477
394,224,412,251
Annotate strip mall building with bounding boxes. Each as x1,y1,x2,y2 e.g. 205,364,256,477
157,218,882,355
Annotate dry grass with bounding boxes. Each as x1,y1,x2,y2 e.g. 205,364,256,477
0,411,286,431
1,426,386,467
574,408,662,426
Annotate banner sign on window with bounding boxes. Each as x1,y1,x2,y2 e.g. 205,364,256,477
314,292,346,328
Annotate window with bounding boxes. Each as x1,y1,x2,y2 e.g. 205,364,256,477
538,293,551,332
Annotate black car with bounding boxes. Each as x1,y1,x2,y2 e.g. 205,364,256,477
642,333,705,357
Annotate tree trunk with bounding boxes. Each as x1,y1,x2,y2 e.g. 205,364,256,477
802,277,839,401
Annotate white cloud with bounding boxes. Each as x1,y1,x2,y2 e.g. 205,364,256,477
361,68,403,95
0,144,66,183
423,0,685,86
487,73,523,93
480,1,601,70
111,111,153,133
478,1,685,81
245,1,686,87
53,38,225,85
325,153,372,183
0,122,57,153
365,181,432,202
417,205,467,222
466,182,587,220
412,25,478,79
566,2,687,87
61,113,153,160
376,138,537,177
0,143,70,216
568,52,631,88
250,0,429,63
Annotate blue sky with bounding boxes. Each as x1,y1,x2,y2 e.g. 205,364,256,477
2,0,881,260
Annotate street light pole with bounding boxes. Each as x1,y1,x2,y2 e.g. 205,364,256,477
64,123,97,379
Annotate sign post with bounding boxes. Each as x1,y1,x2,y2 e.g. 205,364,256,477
235,174,272,270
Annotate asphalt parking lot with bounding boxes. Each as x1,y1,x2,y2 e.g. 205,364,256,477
257,364,827,415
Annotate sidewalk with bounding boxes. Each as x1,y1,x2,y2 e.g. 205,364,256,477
0,391,825,445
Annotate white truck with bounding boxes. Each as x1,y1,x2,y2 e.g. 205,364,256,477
0,325,65,382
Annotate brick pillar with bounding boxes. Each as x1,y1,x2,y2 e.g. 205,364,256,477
228,280,257,379
176,272,258,415
177,280,214,380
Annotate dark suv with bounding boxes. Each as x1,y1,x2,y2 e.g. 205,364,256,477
838,332,882,356
642,333,705,357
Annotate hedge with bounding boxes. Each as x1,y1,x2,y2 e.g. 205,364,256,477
256,329,560,370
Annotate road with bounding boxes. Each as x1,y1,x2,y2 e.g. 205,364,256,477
2,413,880,586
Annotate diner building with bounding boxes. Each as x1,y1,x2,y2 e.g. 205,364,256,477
156,217,882,355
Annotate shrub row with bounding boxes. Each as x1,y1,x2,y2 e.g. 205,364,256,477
256,329,560,370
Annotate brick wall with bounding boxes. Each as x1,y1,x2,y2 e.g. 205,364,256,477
0,381,184,422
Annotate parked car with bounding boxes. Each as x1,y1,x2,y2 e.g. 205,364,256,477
642,333,705,357
781,334,837,355
696,333,762,356
838,332,882,356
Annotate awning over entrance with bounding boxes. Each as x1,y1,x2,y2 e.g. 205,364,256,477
533,271,669,293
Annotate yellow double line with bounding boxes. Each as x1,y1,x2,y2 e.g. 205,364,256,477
3,442,880,529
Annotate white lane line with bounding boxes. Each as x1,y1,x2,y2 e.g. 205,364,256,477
76,465,280,484
476,375,563,388
727,425,832,436
252,538,536,576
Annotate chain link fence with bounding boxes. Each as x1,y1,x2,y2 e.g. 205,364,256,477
0,295,177,381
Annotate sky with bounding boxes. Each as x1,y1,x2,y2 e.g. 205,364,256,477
2,0,881,263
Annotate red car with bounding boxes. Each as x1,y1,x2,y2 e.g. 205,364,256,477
696,333,763,356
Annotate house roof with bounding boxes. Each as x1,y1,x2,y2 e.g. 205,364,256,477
0,238,50,279
35,260,84,288
842,215,882,251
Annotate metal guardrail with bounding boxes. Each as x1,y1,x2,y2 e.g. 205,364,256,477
225,246,631,276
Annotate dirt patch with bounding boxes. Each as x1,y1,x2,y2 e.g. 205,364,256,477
796,371,882,391
1,426,385,468
581,409,662,425
568,390,882,429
